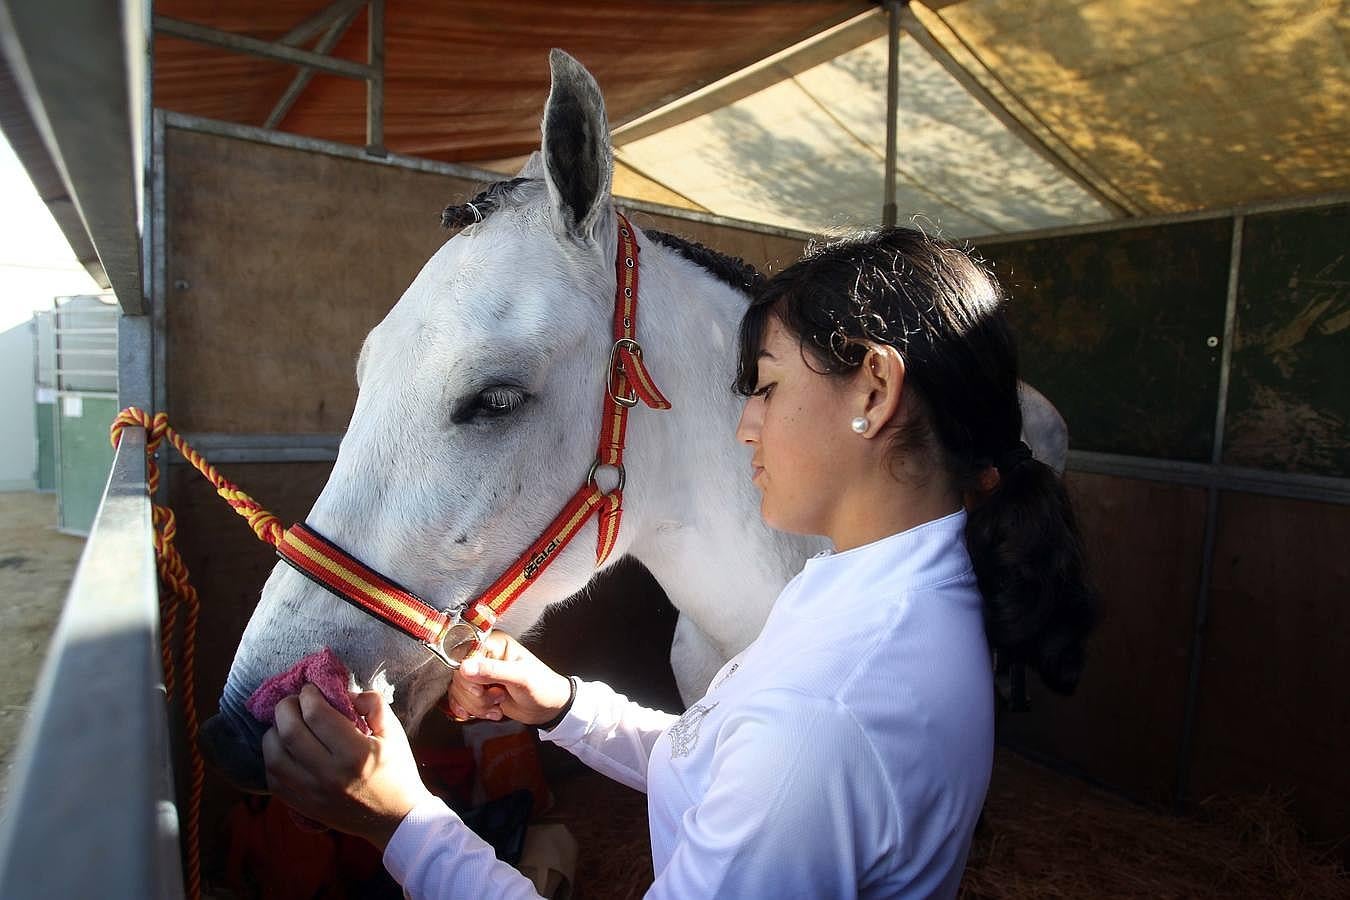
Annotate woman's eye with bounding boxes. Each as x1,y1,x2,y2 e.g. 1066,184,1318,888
752,383,775,398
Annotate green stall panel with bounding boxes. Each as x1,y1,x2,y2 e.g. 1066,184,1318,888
56,394,119,535
977,219,1233,461
35,400,57,491
1226,203,1350,478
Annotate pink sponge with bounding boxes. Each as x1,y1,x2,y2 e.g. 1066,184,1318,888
246,647,372,737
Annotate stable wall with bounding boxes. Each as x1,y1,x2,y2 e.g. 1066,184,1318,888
975,202,1350,858
153,119,1349,868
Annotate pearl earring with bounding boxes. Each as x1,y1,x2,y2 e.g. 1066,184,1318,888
850,416,869,434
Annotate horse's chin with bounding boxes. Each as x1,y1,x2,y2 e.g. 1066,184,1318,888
199,711,269,794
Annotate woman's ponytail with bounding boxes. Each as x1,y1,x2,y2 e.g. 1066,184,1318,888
966,456,1098,695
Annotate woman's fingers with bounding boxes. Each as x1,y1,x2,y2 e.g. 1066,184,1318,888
352,690,393,738
448,679,502,720
458,655,527,687
298,684,367,758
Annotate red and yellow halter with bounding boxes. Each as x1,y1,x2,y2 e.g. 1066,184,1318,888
276,213,670,668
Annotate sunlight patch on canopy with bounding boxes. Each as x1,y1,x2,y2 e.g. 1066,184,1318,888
615,31,1114,238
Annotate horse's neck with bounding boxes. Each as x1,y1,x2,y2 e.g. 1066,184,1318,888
621,239,823,657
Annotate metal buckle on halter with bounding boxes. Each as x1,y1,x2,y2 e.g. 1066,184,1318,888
607,338,643,408
586,457,626,496
424,614,490,670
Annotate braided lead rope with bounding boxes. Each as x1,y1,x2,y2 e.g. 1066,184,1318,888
111,407,286,900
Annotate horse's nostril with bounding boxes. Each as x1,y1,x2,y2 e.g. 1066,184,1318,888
199,712,268,794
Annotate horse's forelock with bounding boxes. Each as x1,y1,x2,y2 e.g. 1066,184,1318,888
441,177,541,230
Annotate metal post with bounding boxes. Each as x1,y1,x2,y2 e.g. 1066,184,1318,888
152,15,375,81
883,1,902,227
1173,215,1244,811
366,0,385,155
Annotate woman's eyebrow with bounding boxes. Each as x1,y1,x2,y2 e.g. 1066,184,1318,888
757,349,777,360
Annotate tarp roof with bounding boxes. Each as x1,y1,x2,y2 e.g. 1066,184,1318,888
5,0,1348,287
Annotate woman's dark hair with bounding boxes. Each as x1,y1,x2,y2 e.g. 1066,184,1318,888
735,227,1097,695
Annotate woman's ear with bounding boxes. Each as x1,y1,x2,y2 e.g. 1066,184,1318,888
857,345,906,436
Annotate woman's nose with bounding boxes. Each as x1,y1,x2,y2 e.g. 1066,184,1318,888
735,399,761,445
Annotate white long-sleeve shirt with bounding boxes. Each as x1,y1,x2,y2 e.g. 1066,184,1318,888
384,509,994,898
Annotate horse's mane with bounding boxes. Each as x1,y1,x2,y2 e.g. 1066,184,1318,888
442,179,764,297
644,230,764,296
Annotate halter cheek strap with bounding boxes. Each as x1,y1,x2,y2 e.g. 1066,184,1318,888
276,213,670,668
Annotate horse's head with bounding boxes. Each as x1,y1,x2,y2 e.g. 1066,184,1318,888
201,50,638,792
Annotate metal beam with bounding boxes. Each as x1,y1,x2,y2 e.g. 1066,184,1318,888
365,0,384,155
153,14,375,81
882,1,901,226
0,0,146,313
897,5,1130,218
612,10,887,147
278,0,367,47
1173,214,1246,811
1066,450,1350,507
971,190,1350,247
264,2,364,130
0,429,182,898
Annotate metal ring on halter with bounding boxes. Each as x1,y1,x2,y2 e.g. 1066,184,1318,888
425,616,490,670
586,457,626,497
607,338,642,408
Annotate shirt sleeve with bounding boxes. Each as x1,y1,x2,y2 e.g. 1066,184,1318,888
539,678,678,793
382,796,542,899
647,689,899,898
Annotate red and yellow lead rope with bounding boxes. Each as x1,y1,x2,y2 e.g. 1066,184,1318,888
111,407,286,900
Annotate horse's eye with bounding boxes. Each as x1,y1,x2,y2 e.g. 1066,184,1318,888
450,385,530,425
480,386,526,415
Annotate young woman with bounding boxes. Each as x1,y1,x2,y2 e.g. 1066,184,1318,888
262,227,1098,898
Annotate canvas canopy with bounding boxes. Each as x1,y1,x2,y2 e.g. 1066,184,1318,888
4,0,1347,291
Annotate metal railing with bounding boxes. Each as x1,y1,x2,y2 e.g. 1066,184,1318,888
0,428,184,898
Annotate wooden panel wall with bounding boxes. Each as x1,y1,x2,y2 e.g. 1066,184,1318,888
1190,491,1350,853
997,472,1206,804
165,129,481,433
165,129,807,434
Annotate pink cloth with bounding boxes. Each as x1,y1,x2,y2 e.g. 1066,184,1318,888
246,647,372,736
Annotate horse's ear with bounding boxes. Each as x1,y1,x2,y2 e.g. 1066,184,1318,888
1017,381,1069,475
541,49,613,241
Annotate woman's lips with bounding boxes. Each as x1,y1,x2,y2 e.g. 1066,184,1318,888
751,464,764,482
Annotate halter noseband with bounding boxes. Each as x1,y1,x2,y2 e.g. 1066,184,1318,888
276,213,670,668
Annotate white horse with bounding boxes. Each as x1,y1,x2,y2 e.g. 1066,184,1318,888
200,50,1066,791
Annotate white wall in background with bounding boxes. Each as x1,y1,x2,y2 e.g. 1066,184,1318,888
0,318,36,491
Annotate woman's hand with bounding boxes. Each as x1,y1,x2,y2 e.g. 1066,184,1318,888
262,685,434,849
447,632,572,726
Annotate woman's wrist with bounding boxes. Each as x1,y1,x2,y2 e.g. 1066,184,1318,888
537,675,577,731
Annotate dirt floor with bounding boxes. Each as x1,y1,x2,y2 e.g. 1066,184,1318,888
0,491,84,813
546,748,1347,899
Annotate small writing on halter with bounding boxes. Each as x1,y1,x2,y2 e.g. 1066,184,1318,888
524,537,562,580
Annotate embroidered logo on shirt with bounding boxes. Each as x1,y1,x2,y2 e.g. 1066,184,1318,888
714,662,739,689
668,702,718,759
